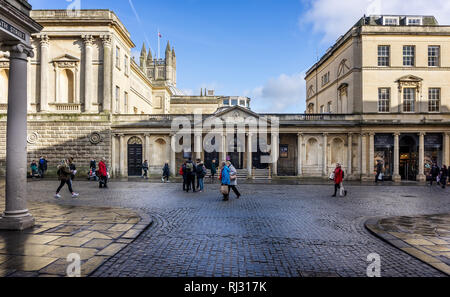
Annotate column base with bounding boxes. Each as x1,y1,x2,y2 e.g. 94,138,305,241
417,174,426,182
393,174,402,183
0,214,35,231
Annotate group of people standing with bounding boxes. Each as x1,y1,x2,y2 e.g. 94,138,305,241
180,158,208,192
429,163,448,189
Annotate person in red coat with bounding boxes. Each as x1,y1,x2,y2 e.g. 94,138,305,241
98,157,108,188
332,163,346,197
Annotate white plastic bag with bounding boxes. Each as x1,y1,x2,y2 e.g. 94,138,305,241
339,183,346,197
329,172,335,180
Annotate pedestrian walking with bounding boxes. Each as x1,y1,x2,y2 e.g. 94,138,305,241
38,156,48,178
220,162,231,201
375,160,383,183
429,163,440,186
439,165,448,189
162,161,170,183
227,161,241,199
210,159,217,182
98,157,108,188
332,163,347,197
55,160,79,199
142,160,149,179
196,159,206,192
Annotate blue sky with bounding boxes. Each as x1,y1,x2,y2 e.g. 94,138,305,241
29,0,450,113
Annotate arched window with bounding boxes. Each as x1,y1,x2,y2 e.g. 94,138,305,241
307,103,315,114
0,69,9,104
306,138,319,166
60,69,74,103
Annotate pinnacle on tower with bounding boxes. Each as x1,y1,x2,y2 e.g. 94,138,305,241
172,47,176,57
140,43,147,69
147,47,153,63
165,41,171,53
140,43,147,57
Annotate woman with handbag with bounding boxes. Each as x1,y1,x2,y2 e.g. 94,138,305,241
227,161,241,199
219,162,231,201
332,163,347,197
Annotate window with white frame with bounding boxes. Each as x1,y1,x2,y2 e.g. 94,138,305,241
403,46,415,66
403,88,415,112
115,86,120,113
428,46,440,67
383,17,399,26
124,55,129,75
378,45,390,67
223,99,229,106
124,91,128,114
428,88,440,112
406,17,422,25
116,47,120,69
231,99,238,106
378,88,390,113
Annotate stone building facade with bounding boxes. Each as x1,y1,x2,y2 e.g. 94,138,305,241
0,11,449,182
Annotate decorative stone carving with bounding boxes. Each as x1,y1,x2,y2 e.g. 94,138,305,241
128,136,143,145
39,35,50,46
0,61,9,68
82,35,95,46
101,35,112,47
27,132,39,144
89,132,103,144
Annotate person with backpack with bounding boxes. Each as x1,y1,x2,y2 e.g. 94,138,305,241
38,156,48,178
162,161,170,183
55,160,79,199
196,159,207,192
185,158,196,192
332,163,347,197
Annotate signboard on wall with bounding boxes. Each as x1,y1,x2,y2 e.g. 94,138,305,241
375,134,394,147
0,18,26,40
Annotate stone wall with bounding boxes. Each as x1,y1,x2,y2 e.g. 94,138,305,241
0,114,111,177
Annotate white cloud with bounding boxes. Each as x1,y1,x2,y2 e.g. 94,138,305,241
302,0,450,43
246,73,306,113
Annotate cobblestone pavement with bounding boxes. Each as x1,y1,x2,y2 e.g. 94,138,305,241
13,179,450,277
366,214,450,275
0,180,151,277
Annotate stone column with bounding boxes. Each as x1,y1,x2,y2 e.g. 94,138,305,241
39,35,49,112
195,133,202,160
111,134,116,177
145,134,151,164
83,35,94,113
369,133,375,178
347,133,353,176
119,134,125,177
418,132,426,181
297,133,303,176
322,133,328,176
393,133,401,182
246,132,253,178
170,134,176,176
271,133,279,176
444,133,450,167
221,133,227,162
101,35,112,113
361,133,367,178
0,44,35,230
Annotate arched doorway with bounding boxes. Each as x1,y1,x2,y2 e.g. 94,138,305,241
399,135,418,181
128,137,143,176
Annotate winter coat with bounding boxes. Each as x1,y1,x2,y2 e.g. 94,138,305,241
431,165,440,177
142,162,149,170
211,162,217,175
376,163,383,174
98,161,107,177
221,166,231,185
334,167,344,185
163,164,170,176
229,164,238,186
57,164,72,181
90,160,96,170
39,158,47,171
196,163,206,178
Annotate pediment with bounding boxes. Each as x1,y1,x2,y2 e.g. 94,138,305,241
396,75,423,83
199,106,272,128
52,54,80,62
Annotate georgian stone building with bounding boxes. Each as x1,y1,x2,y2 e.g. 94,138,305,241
0,11,449,182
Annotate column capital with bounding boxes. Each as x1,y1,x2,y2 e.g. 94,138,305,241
369,132,375,136
101,34,112,47
297,132,303,137
144,133,151,138
1,43,34,59
360,133,368,137
118,133,125,138
322,132,329,136
394,132,401,137
82,35,95,46
419,132,426,137
38,34,50,46
348,133,353,137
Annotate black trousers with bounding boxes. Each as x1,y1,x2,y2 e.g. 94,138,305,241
333,183,340,196
224,185,241,199
182,177,187,191
57,179,73,194
375,172,382,183
187,175,196,192
99,176,108,188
